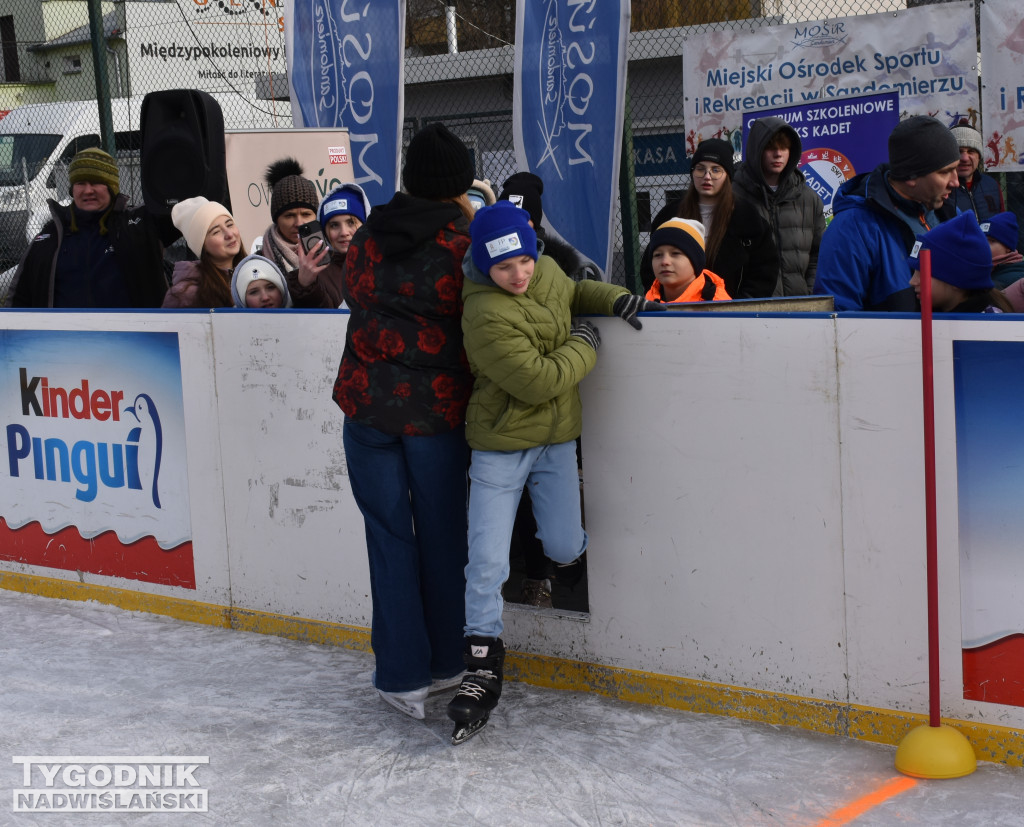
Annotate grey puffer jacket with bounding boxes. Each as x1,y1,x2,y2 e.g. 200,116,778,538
733,116,825,296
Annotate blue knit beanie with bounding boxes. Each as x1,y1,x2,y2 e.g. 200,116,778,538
318,184,366,225
470,201,538,274
908,212,993,290
980,212,1019,251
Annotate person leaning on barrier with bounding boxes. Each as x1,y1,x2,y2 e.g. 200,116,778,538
447,201,659,739
230,253,292,309
498,171,605,282
813,116,960,312
644,218,731,304
908,211,1012,314
293,182,373,308
937,121,1005,224
983,212,1024,312
332,122,477,721
162,196,245,308
493,170,606,606
980,212,1024,292
9,148,175,308
258,158,319,283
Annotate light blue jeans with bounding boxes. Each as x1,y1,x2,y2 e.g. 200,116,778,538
465,440,588,638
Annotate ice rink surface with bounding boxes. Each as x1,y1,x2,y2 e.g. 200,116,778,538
2,588,1021,826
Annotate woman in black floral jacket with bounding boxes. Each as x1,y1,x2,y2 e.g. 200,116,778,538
333,123,476,720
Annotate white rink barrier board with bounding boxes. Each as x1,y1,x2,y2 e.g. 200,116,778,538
2,309,1023,762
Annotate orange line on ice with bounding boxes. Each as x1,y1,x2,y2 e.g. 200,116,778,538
811,776,918,827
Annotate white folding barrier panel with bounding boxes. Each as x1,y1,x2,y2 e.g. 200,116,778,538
3,309,1023,759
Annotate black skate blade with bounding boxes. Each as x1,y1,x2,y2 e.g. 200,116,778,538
450,715,489,745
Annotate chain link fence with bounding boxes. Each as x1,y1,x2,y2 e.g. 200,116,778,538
0,0,1015,294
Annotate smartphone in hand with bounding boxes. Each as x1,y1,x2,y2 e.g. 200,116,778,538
297,220,330,254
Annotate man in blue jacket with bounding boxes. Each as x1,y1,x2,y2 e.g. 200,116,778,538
813,116,959,311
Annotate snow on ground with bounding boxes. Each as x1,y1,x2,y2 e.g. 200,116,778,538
1,588,1021,826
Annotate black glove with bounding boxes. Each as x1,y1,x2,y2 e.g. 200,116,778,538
613,293,667,330
569,320,601,352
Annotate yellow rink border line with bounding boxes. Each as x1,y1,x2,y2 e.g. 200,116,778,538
3,570,1022,767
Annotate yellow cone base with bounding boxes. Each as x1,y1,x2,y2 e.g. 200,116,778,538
895,723,977,779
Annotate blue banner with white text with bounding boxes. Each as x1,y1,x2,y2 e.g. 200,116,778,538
513,0,630,277
285,0,405,208
741,91,899,217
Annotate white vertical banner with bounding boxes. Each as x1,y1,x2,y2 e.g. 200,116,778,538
513,0,631,277
285,0,406,207
980,0,1024,172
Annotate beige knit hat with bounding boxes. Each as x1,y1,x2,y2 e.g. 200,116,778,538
171,196,233,257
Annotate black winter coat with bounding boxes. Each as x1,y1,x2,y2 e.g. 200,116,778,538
733,116,826,296
11,196,174,308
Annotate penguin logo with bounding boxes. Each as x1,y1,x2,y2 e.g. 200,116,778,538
124,394,163,509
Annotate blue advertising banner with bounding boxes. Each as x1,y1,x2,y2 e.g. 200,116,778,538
285,0,405,207
513,0,630,277
741,91,899,217
954,340,1024,709
633,133,689,178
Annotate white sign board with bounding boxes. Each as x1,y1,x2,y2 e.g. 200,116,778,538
125,0,291,127
681,2,979,153
980,0,1024,172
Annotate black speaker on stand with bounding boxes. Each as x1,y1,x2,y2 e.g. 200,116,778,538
140,89,229,215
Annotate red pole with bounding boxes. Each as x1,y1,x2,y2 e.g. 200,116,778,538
919,248,940,728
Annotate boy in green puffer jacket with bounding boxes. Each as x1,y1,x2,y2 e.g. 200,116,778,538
446,200,661,743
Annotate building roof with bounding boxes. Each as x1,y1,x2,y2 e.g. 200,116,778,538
28,10,123,52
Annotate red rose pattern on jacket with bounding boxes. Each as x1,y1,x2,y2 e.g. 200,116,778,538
333,220,473,436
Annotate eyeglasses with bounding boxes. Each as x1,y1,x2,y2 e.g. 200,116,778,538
693,164,726,179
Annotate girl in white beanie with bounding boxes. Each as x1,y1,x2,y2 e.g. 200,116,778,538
230,253,293,308
163,196,245,308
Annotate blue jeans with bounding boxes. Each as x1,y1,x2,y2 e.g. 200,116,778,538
343,419,469,693
465,441,588,638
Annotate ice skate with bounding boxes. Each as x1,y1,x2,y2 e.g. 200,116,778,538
376,686,428,720
447,636,505,745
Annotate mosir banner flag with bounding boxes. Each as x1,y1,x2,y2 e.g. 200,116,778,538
514,0,630,277
980,0,1024,173
682,2,978,157
286,0,405,207
0,330,195,589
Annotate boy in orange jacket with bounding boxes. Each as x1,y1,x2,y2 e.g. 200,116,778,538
644,218,731,303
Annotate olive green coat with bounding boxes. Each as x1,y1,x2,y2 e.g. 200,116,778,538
461,247,627,451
